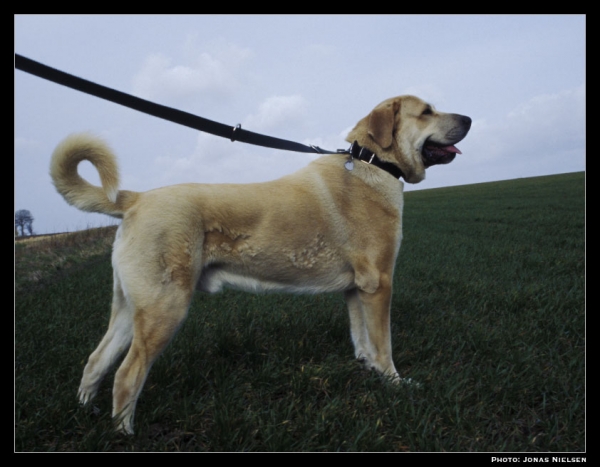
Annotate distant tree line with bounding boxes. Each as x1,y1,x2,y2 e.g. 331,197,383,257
15,209,34,236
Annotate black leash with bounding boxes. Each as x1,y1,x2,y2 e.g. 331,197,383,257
14,54,341,155
15,54,407,180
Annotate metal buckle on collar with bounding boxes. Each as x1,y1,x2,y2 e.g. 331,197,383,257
346,141,404,180
357,144,375,165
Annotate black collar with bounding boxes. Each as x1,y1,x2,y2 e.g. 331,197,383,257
348,141,405,180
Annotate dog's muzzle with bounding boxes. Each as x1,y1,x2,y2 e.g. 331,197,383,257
421,115,471,168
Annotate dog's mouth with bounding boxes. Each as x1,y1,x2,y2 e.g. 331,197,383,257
421,140,462,168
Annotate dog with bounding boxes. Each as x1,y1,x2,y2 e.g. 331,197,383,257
50,95,471,434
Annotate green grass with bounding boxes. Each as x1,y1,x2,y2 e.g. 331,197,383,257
14,225,118,294
15,172,585,452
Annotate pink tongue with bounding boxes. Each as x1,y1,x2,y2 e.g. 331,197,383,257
440,145,461,154
427,144,462,155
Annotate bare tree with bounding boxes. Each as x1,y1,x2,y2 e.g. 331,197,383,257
15,209,34,237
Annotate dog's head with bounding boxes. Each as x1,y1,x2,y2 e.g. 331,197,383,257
346,95,471,183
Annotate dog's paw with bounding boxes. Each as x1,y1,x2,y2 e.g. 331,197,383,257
113,414,135,435
114,422,135,436
398,377,422,388
77,386,97,406
383,372,422,388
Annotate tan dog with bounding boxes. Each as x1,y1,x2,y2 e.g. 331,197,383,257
50,95,470,434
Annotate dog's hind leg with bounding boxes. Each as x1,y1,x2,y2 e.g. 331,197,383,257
78,271,133,405
111,286,192,434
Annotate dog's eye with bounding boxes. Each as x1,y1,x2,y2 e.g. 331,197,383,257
422,107,433,116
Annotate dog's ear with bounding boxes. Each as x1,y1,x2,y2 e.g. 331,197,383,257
367,100,399,149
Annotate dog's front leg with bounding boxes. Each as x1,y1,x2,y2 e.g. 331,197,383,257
347,268,399,382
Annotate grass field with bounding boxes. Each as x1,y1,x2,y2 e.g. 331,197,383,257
14,172,585,452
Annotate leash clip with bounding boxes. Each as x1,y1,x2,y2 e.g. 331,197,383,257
309,145,328,154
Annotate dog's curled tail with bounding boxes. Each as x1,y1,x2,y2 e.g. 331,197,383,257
50,133,139,218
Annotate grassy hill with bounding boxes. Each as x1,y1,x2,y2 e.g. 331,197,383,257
15,172,585,452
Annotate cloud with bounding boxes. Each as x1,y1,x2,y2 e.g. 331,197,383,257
131,40,253,103
465,84,585,169
506,84,585,149
152,94,322,186
299,126,355,155
131,53,232,101
243,95,308,133
14,136,42,152
155,130,317,187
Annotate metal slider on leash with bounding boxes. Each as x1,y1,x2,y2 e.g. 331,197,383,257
231,123,242,142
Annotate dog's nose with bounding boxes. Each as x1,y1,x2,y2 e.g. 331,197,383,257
461,115,472,130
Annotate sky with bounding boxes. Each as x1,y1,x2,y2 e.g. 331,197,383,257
15,15,585,235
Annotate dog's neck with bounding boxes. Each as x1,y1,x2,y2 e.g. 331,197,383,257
348,141,405,181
